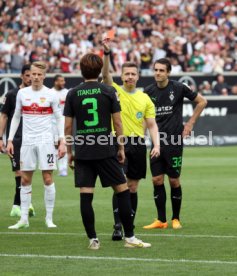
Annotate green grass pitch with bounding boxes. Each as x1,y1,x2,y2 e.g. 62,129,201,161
0,146,237,275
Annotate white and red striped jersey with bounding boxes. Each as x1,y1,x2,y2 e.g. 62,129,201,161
15,85,61,145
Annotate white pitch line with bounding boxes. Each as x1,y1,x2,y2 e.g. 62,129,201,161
0,232,237,239
0,253,237,265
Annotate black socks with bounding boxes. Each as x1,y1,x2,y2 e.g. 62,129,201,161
80,193,96,239
112,191,138,224
171,186,182,220
154,184,167,222
13,176,21,206
116,190,134,238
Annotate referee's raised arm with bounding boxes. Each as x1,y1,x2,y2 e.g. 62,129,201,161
101,37,113,86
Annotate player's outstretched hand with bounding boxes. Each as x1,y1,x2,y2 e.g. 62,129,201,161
6,140,14,158
150,146,160,159
101,37,111,53
182,122,193,138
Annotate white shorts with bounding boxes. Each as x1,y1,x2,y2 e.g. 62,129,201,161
20,144,57,171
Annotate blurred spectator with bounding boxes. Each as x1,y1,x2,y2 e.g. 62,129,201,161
171,57,183,74
199,81,212,96
0,0,236,74
140,46,153,75
231,84,237,96
212,74,231,95
0,58,6,74
10,44,25,73
188,50,205,72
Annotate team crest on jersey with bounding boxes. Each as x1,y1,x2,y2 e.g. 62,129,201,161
136,112,143,119
169,91,174,101
40,97,46,103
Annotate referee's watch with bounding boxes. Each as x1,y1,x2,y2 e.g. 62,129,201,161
0,137,3,140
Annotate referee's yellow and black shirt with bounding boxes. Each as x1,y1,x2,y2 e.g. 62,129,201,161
112,82,155,138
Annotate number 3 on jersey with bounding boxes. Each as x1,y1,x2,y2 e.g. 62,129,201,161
82,98,99,127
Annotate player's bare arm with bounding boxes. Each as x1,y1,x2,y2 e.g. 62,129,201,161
65,116,74,169
183,94,207,137
112,112,125,164
145,118,160,158
101,38,113,85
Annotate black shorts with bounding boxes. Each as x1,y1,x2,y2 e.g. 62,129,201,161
9,141,21,171
74,156,126,188
150,145,183,178
123,137,147,180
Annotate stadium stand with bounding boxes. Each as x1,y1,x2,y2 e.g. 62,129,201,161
0,0,236,78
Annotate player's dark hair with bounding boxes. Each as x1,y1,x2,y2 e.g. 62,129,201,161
21,64,31,75
154,58,172,72
122,62,139,72
54,74,63,82
80,53,103,79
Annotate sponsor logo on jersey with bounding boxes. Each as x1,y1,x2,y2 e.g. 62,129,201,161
31,103,39,110
136,111,143,119
156,106,173,116
22,103,53,115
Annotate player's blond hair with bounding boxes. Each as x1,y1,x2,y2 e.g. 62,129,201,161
31,61,47,72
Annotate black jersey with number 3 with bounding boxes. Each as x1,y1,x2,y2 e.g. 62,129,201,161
64,81,121,160
145,80,197,145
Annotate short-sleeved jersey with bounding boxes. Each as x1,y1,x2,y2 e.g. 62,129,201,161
1,88,22,143
145,80,197,145
112,82,155,137
64,81,121,160
15,85,61,145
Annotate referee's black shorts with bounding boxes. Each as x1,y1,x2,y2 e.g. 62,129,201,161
123,137,147,180
74,156,126,188
150,145,183,178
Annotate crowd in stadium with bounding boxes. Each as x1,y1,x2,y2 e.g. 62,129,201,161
0,1,236,81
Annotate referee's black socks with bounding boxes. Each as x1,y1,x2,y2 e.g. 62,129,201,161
154,184,167,222
113,191,138,225
171,186,182,220
112,193,120,225
80,193,97,239
130,192,137,221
